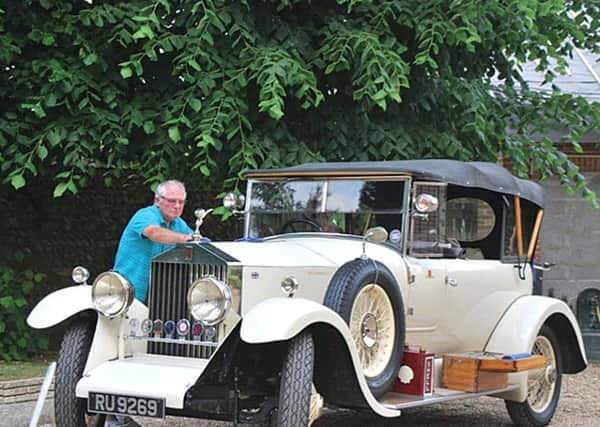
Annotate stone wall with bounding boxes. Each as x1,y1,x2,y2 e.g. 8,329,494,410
540,172,600,360
539,173,600,302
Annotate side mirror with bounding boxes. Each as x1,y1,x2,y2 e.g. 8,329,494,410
223,192,245,210
361,226,388,259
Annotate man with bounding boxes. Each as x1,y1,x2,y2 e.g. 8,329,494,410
113,179,193,304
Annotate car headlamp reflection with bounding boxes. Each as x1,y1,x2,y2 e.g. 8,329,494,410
187,276,231,325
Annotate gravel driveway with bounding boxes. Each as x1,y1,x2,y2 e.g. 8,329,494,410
139,363,599,427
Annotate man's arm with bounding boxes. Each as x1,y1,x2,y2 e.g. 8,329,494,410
143,225,192,243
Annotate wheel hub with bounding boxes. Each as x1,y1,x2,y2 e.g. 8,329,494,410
361,313,378,348
544,365,556,384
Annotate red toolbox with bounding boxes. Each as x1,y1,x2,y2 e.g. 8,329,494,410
392,346,434,396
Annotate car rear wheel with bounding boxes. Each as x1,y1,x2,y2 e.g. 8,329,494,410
505,325,562,426
324,259,405,398
55,316,104,427
276,331,314,427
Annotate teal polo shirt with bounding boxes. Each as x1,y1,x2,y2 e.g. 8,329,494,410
113,204,192,305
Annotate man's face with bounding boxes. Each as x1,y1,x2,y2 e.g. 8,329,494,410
155,185,186,223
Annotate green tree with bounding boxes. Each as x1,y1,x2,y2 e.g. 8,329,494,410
1,0,599,204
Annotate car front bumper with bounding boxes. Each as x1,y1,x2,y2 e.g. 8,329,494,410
76,354,209,409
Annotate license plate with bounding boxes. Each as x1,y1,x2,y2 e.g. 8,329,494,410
88,392,165,419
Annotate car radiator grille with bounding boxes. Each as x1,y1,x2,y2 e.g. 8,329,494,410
147,261,227,359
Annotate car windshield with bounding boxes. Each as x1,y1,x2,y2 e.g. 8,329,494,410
247,179,407,239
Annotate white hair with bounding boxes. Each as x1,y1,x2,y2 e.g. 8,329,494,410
155,180,187,198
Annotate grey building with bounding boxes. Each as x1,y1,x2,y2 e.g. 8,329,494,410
520,48,600,359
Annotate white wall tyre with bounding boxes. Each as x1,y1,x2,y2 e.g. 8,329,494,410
54,317,105,427
505,325,563,426
276,332,314,427
324,259,405,398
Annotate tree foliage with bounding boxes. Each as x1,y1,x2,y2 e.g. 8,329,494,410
1,0,599,204
0,251,48,361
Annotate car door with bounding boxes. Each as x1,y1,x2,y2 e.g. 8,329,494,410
441,259,528,352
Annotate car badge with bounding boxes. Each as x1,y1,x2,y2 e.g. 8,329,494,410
251,271,259,279
141,319,153,336
152,319,163,338
164,320,176,338
390,229,402,243
204,325,217,341
176,319,190,339
191,321,204,340
128,318,139,337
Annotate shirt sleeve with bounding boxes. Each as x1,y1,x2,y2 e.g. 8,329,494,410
175,218,193,234
128,208,161,238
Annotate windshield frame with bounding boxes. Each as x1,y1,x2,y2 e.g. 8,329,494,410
244,176,412,249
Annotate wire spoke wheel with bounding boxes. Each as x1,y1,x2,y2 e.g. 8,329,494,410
505,325,562,427
349,284,395,378
527,335,557,413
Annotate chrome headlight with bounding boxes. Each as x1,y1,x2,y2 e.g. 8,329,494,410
92,272,134,317
187,276,231,325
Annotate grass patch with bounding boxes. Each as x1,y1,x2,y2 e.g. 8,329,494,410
0,354,56,381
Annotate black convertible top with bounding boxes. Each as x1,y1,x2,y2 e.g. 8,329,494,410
246,159,544,207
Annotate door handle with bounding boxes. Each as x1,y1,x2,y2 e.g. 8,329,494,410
445,276,458,287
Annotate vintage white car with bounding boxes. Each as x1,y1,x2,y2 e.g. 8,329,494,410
28,159,587,427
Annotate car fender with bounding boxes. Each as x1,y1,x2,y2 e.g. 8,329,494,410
485,295,587,402
84,299,148,374
27,285,94,329
240,297,400,418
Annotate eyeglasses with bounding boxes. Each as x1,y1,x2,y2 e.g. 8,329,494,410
160,196,186,205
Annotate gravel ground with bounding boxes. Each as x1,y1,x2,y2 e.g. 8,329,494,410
136,362,599,427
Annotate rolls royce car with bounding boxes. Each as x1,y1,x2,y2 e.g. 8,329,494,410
28,159,587,427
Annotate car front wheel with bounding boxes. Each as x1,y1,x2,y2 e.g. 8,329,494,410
505,325,562,427
276,331,314,427
55,316,105,427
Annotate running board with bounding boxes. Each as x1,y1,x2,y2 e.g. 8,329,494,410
379,384,519,410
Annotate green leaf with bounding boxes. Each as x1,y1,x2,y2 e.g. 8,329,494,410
10,175,25,190
200,165,210,176
120,67,133,79
37,145,48,160
188,59,202,71
53,182,69,198
168,126,181,142
143,121,155,134
189,98,202,112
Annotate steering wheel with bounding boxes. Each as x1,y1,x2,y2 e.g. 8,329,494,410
279,218,323,234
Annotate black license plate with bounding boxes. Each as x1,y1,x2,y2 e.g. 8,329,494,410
88,392,165,419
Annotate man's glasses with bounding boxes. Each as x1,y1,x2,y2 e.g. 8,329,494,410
160,196,186,205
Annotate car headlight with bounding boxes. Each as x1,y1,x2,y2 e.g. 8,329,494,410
187,276,231,325
92,272,134,317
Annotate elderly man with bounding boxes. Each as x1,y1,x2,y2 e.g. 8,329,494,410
113,179,193,305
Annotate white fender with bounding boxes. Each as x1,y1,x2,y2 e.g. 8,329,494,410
27,285,93,329
83,299,148,374
485,295,587,402
240,297,400,418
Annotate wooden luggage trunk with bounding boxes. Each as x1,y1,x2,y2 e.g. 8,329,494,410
442,353,546,393
442,354,508,392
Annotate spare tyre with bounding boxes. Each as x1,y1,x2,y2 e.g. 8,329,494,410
324,258,405,398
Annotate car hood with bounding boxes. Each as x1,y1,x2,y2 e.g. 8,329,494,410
211,235,367,268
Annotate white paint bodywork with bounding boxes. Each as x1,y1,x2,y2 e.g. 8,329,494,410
404,258,529,355
213,237,409,316
484,295,587,401
76,354,208,408
240,297,400,417
27,285,94,329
